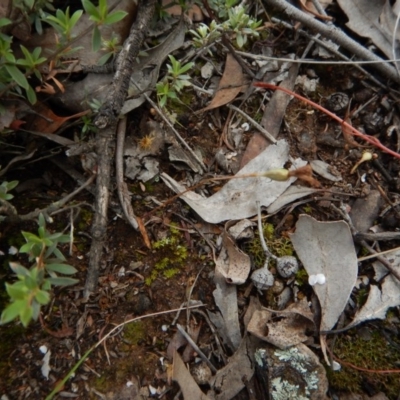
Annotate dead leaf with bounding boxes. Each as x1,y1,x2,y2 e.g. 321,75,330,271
215,231,251,284
172,351,211,400
247,299,315,348
344,255,400,329
267,185,317,214
29,102,90,134
137,217,151,249
209,336,256,400
212,268,242,351
299,0,333,20
290,215,358,332
161,140,307,224
310,160,342,182
199,54,247,112
336,0,394,60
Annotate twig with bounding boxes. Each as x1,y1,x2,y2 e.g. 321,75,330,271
264,0,400,84
227,104,277,144
143,92,206,173
176,323,218,373
115,116,139,230
358,245,400,262
95,0,157,129
254,82,400,159
85,0,156,297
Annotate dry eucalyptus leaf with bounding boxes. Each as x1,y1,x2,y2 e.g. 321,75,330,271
310,160,342,182
172,351,211,400
215,232,251,284
213,269,242,351
199,53,247,112
290,215,358,331
247,299,315,348
336,0,396,60
267,185,317,214
345,280,400,329
161,140,307,223
345,257,400,329
209,336,256,400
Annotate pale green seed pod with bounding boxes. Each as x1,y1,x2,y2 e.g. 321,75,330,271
261,168,289,181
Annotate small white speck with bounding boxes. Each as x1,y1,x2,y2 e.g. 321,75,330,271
161,324,168,332
149,385,157,395
39,345,48,354
126,380,133,387
241,122,250,131
332,361,341,371
308,273,326,286
8,246,18,255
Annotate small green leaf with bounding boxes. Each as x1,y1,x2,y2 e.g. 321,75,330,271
177,62,194,74
82,0,101,20
0,18,11,28
31,300,41,320
26,85,37,104
5,65,29,89
236,32,244,48
92,25,102,52
46,263,77,275
5,283,28,300
48,277,79,286
24,0,35,9
22,231,42,244
69,9,83,29
9,262,30,276
98,0,107,18
97,52,113,66
0,300,25,325
19,45,34,64
35,290,50,305
6,180,19,191
19,242,35,253
103,10,127,25
20,302,33,327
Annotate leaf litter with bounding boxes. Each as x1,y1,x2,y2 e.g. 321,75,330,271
4,0,400,399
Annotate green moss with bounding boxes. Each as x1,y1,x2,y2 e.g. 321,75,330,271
145,224,188,285
327,331,400,398
295,268,309,286
245,222,294,268
77,208,93,230
123,321,146,345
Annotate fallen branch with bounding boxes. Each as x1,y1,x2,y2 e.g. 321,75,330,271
116,116,139,230
84,0,156,298
254,82,400,159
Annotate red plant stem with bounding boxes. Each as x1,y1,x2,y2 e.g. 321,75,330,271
254,82,400,160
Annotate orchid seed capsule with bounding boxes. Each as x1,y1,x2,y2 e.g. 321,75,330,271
261,168,289,181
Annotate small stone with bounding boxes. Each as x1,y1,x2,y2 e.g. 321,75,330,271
276,256,299,278
326,92,349,112
191,361,212,385
251,264,274,291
